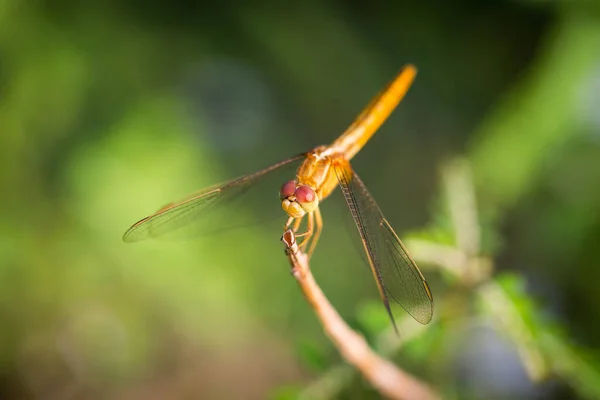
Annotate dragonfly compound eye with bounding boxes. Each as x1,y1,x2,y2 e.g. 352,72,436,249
280,180,297,200
295,185,319,213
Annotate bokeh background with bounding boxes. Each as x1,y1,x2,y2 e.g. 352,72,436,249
1,1,600,399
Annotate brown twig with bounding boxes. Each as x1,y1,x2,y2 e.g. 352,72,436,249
281,230,441,400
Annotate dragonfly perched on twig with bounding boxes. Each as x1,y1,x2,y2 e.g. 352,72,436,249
123,65,433,329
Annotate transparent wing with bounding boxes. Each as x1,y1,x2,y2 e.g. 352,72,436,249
123,154,306,242
334,162,434,327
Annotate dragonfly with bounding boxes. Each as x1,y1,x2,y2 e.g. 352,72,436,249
123,64,434,328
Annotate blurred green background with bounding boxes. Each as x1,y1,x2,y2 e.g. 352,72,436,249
1,1,600,399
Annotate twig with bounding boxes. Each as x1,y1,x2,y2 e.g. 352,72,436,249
300,314,430,400
281,230,442,400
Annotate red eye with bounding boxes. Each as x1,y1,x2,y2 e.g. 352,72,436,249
280,180,297,199
294,185,316,204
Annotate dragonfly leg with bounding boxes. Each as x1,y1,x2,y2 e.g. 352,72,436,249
306,207,322,259
297,212,314,252
284,214,315,255
284,216,294,230
285,216,305,236
291,217,302,233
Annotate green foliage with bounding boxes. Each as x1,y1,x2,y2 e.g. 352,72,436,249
488,274,600,399
270,385,303,400
296,340,331,373
355,301,391,337
1,0,599,399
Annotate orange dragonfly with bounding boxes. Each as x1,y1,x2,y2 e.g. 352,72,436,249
123,65,433,328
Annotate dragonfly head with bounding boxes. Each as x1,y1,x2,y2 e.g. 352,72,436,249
280,180,319,218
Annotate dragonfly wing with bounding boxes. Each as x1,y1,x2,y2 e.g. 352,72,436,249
334,162,434,327
123,154,306,242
